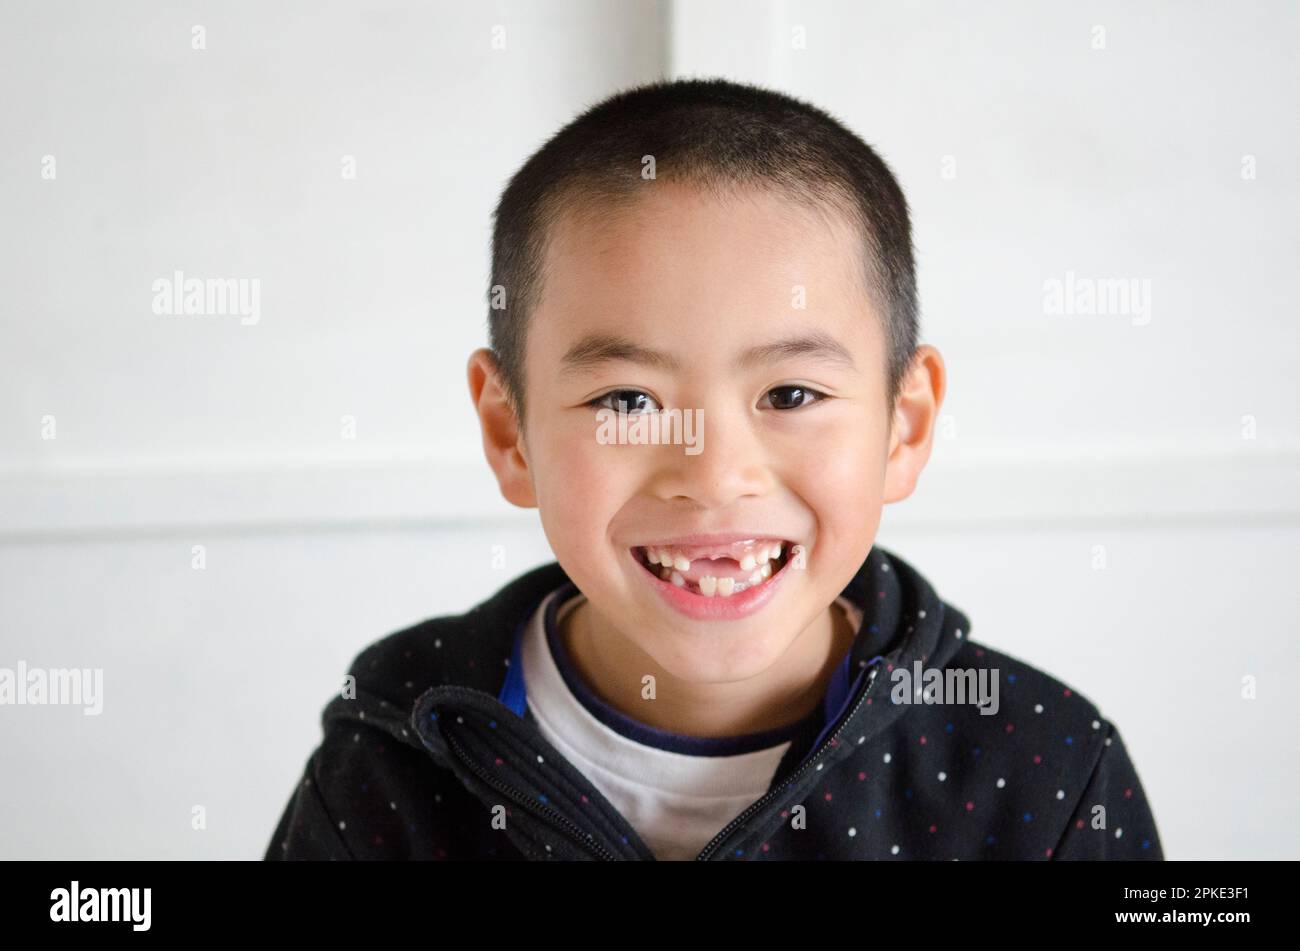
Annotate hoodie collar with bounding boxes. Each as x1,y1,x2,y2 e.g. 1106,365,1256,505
496,562,889,739
397,544,969,860
412,544,968,770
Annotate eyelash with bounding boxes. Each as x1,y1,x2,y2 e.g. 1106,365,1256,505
586,385,829,414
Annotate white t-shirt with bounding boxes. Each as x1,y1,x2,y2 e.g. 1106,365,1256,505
521,584,864,860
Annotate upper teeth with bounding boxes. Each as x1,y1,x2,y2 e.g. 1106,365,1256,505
646,541,784,597
645,541,783,573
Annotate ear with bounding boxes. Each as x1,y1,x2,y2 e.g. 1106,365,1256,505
467,348,537,508
882,344,946,504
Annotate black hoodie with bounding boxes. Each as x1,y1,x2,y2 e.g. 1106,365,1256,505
264,545,1163,860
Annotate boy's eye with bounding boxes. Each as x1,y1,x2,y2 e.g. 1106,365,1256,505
592,387,832,415
588,389,661,414
764,385,827,410
587,386,828,413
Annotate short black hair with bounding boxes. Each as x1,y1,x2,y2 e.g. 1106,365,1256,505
487,76,918,426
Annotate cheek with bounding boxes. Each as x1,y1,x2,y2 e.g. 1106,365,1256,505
530,419,632,555
784,411,889,559
827,433,887,507
787,407,888,498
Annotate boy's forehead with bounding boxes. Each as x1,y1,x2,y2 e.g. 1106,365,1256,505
543,182,862,295
532,183,879,371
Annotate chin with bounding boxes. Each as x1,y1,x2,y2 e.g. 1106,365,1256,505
638,620,802,685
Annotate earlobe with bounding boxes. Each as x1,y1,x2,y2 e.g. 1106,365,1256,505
466,348,538,509
882,345,946,504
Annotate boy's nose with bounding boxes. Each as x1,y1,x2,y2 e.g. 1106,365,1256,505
648,405,775,508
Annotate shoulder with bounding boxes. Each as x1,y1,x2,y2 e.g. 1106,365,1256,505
339,600,512,713
918,637,1123,797
943,638,1117,766
891,638,1160,856
939,642,1164,858
348,607,499,695
339,560,573,708
950,638,1113,738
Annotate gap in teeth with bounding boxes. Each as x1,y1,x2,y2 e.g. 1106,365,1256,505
646,543,787,597
644,541,785,574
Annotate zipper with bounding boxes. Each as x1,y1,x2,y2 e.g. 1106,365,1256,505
694,661,883,861
444,728,618,861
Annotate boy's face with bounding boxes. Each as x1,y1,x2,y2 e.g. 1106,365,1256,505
470,182,942,685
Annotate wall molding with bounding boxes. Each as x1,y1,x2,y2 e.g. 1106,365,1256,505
1,448,1295,541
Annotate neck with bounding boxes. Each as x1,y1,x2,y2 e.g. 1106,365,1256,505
558,597,856,738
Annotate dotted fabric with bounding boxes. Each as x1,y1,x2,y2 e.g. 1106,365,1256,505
265,546,1163,861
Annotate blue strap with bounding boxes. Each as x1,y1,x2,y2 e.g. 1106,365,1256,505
822,652,853,724
497,613,529,716
805,652,884,759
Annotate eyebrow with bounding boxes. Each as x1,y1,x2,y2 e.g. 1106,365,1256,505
559,330,855,376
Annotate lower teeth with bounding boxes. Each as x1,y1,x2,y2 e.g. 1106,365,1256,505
647,553,782,596
657,568,753,594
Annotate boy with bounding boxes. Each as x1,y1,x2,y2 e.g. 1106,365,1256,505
265,78,1163,861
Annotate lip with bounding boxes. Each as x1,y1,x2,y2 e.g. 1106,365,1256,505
633,532,791,549
627,540,794,622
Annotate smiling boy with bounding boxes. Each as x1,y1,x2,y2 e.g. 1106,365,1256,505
266,78,1163,861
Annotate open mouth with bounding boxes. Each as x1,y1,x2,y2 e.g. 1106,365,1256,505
631,538,794,598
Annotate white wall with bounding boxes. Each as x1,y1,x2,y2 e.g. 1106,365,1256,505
1,0,1296,859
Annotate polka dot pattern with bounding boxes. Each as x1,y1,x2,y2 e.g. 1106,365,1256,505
264,547,1164,861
